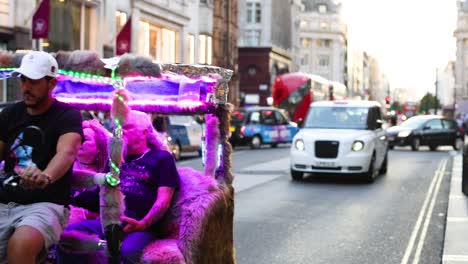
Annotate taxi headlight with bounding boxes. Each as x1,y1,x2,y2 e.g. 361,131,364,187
397,130,411,138
351,140,365,152
294,139,305,151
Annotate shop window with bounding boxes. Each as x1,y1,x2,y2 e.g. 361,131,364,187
198,34,212,65
48,0,97,51
188,34,195,64
0,0,8,26
138,20,178,63
116,10,127,33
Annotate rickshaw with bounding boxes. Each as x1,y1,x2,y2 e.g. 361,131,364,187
0,50,236,264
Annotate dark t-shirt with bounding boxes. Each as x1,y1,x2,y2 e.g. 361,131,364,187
120,149,180,220
0,100,83,205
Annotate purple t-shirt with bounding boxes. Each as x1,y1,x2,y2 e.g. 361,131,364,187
120,149,180,220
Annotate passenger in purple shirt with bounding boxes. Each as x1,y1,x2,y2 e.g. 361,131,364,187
58,110,180,264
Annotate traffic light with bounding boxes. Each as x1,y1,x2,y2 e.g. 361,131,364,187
385,96,391,105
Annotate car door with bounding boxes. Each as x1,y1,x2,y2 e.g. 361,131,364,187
422,119,444,145
369,107,387,166
274,110,291,143
260,109,278,144
169,115,203,151
442,119,458,146
244,110,261,139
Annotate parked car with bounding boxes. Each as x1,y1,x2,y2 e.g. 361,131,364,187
386,115,463,151
229,106,299,149
153,115,204,160
290,100,388,182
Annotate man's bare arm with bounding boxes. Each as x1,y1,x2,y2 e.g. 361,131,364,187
141,187,175,227
43,132,82,182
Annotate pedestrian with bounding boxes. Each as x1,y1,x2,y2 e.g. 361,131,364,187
0,51,83,264
58,110,180,263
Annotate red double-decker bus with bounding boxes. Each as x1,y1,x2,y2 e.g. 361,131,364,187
272,72,346,123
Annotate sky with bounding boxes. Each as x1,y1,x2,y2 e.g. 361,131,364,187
339,0,457,101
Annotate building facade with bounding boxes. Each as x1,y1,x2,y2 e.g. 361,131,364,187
212,0,239,106
367,55,389,106
455,0,468,112
437,61,455,113
237,0,301,106
298,0,347,84
347,48,364,98
0,0,239,105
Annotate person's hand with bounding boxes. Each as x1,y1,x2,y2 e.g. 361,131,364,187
121,216,148,234
17,165,49,189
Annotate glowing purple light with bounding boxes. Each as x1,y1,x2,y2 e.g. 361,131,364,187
56,97,113,105
128,99,206,108
123,73,218,86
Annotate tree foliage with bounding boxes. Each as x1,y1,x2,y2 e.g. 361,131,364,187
419,92,440,114
390,101,402,113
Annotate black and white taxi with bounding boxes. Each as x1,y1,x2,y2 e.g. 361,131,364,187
290,100,388,182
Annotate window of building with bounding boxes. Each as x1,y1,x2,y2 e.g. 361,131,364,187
317,39,331,47
198,34,212,65
48,0,97,51
116,10,127,33
320,22,329,30
255,3,261,23
0,0,8,26
188,34,195,64
138,20,178,63
300,20,308,29
301,54,309,65
246,30,261,46
318,55,329,67
246,1,261,24
301,38,310,48
318,4,327,14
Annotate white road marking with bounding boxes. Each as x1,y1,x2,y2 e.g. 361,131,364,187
412,159,447,264
400,159,447,264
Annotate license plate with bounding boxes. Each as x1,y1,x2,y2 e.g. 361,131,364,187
315,161,336,167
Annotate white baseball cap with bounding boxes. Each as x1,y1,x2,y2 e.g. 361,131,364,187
13,51,59,80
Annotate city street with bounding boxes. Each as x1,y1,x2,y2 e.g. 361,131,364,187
178,145,457,264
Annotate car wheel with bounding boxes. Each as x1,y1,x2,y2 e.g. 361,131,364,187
379,152,388,175
271,143,278,148
250,135,262,149
172,142,181,161
363,153,376,182
429,144,438,151
411,138,420,151
453,138,464,150
291,169,304,181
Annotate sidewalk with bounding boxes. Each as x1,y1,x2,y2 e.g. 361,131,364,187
443,153,468,263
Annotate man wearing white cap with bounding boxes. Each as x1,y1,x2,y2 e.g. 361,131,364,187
0,51,83,264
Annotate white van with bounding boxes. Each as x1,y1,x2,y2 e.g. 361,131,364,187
290,100,388,182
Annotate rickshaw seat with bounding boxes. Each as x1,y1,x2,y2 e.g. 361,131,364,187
141,166,235,264
63,166,235,264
